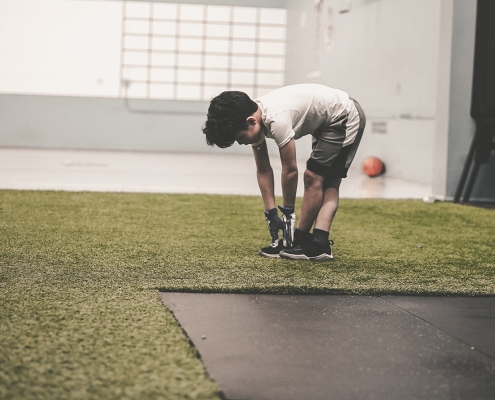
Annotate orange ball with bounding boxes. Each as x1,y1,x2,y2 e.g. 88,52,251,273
362,157,385,177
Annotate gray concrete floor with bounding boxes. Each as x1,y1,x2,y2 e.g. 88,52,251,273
0,147,431,198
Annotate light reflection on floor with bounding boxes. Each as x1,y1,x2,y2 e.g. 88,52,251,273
0,147,432,199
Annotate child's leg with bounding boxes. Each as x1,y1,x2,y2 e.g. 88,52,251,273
297,169,325,232
314,176,342,232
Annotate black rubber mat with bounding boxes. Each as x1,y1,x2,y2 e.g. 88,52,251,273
159,293,495,400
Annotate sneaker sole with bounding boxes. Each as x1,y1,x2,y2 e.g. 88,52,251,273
280,251,333,261
258,249,280,258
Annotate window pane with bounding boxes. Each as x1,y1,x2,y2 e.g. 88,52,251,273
153,3,178,20
206,5,231,22
179,22,202,37
258,41,285,56
123,51,148,66
259,26,286,40
150,83,174,99
126,82,147,98
260,8,287,25
179,38,203,52
152,37,175,52
123,67,148,81
206,6,231,22
150,68,174,82
178,54,202,67
177,69,201,83
204,70,228,84
229,85,254,97
257,72,284,86
180,4,205,21
232,40,256,54
203,85,222,100
176,85,201,100
124,35,148,50
258,56,285,71
126,2,150,18
125,20,150,35
231,56,255,70
151,53,175,67
231,72,254,85
233,7,257,23
153,21,176,35
205,39,229,54
206,23,230,38
232,25,256,39
204,55,229,68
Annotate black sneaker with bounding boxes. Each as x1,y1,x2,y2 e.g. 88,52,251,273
280,240,334,261
259,240,285,258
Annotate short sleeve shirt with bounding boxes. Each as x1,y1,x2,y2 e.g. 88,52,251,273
254,84,354,148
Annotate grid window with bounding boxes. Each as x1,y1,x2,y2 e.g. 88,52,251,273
121,1,287,100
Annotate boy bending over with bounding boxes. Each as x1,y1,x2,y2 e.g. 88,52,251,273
203,84,366,261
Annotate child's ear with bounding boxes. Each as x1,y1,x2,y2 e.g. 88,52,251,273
246,116,257,125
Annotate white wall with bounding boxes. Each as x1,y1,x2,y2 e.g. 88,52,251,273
283,0,442,184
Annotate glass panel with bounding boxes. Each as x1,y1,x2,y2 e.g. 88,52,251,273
151,53,176,67
125,20,150,35
178,38,203,53
258,41,285,55
231,56,255,70
229,85,255,97
152,21,176,35
177,69,202,83
231,72,254,85
257,72,284,86
179,22,202,37
150,68,174,82
150,84,174,99
205,39,230,54
126,82,147,98
179,4,205,21
178,54,202,67
206,6,231,22
123,51,149,66
258,56,285,71
232,25,256,39
122,67,148,81
203,85,223,101
152,37,175,52
125,2,150,19
204,70,228,84
153,3,178,20
233,7,257,23
255,86,275,97
204,55,229,69
259,26,286,41
260,8,287,25
176,85,201,100
232,40,256,54
206,23,230,38
124,35,148,50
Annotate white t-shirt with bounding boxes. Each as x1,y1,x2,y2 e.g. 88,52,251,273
254,83,360,148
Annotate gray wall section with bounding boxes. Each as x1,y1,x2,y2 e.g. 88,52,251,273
0,94,255,156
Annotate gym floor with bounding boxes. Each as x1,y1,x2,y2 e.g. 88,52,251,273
0,147,431,199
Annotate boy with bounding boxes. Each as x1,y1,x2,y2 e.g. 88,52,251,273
202,83,366,261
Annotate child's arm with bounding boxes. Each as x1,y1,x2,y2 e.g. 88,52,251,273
278,139,298,208
252,140,276,210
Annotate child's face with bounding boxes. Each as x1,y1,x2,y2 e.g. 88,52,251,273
235,116,264,146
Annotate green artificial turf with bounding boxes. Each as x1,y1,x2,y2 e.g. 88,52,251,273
1,189,494,399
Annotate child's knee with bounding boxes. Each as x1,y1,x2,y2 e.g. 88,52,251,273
303,169,324,189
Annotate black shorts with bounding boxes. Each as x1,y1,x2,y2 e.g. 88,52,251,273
306,99,366,178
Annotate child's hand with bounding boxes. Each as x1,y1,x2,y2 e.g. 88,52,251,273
278,206,296,248
264,208,284,247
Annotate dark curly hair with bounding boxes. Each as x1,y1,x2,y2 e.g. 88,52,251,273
203,91,258,148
